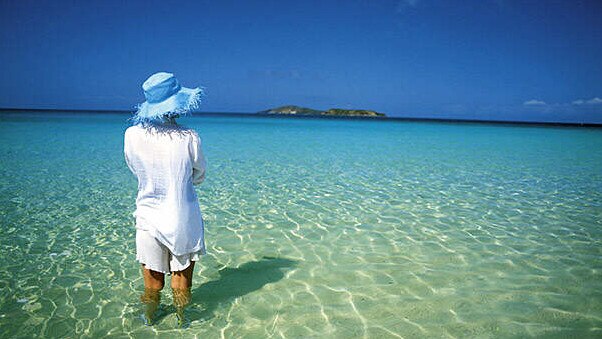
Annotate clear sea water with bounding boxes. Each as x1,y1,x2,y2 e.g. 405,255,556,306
0,111,601,338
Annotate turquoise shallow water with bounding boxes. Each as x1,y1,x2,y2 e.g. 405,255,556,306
0,111,601,338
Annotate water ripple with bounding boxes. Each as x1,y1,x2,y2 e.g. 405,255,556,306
0,113,601,337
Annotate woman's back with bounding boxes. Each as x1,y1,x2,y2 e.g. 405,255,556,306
124,123,206,256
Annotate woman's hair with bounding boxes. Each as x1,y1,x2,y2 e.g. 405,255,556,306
163,113,181,120
140,119,195,138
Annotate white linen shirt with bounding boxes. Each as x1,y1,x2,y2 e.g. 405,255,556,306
124,123,206,256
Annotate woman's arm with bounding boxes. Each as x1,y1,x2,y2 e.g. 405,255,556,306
124,129,136,175
191,132,206,185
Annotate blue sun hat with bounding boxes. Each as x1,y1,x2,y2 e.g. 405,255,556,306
132,72,203,124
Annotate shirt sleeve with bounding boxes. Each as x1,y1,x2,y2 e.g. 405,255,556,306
124,129,136,175
191,132,207,185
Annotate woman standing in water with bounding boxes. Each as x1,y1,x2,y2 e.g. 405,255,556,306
124,72,207,326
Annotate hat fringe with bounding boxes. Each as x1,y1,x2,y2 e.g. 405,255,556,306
177,87,204,115
130,87,204,125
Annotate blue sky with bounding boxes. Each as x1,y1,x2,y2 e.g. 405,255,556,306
0,0,601,122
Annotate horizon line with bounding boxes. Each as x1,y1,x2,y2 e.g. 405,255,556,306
1,107,600,128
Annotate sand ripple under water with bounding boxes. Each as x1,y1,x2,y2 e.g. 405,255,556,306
0,112,601,337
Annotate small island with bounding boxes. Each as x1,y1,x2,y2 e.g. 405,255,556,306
257,105,386,117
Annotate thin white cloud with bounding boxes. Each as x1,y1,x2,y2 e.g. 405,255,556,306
572,97,602,105
524,99,546,106
396,0,420,12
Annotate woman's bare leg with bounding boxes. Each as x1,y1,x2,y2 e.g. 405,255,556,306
171,261,194,289
140,264,165,325
171,262,195,325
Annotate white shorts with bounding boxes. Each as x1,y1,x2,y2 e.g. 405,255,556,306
135,229,202,275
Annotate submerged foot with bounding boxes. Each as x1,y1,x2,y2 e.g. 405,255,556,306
140,287,162,326
175,312,190,328
172,287,191,328
141,313,154,326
